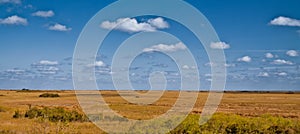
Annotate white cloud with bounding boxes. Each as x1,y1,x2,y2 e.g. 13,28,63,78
147,17,169,29
0,15,27,25
258,72,269,77
270,16,300,27
32,10,54,18
48,23,71,31
276,72,287,76
6,69,25,74
272,59,293,65
237,56,252,62
143,42,186,53
210,42,230,49
45,66,59,71
95,61,105,67
180,65,196,70
182,65,190,69
265,53,274,58
0,0,21,4
100,17,169,33
39,60,59,65
182,65,197,69
40,71,57,74
205,74,212,77
205,62,215,67
286,50,298,57
206,78,212,82
225,63,236,67
205,62,235,67
87,61,105,67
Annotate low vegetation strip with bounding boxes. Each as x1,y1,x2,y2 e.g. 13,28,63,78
12,107,300,133
169,114,300,134
1,90,299,133
39,93,60,98
13,107,88,122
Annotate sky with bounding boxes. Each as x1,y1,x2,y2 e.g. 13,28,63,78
0,0,300,90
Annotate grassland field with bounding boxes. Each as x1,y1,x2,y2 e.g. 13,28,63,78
0,90,299,133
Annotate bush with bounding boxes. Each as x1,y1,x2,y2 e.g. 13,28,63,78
13,110,22,118
285,91,295,94
17,88,41,92
39,93,60,98
22,88,30,91
24,107,88,122
169,113,300,134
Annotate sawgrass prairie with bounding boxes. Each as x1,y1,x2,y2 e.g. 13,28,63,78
0,90,299,133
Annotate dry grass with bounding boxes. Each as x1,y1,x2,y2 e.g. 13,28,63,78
0,90,299,133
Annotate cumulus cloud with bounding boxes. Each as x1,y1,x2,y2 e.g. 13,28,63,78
46,66,59,71
258,72,269,77
30,60,60,75
37,66,59,74
32,10,54,18
182,65,196,70
205,74,212,77
0,15,28,25
205,62,215,67
286,50,298,57
87,61,105,67
272,59,293,65
205,62,235,67
48,23,71,31
39,60,59,65
265,53,274,58
276,72,287,76
147,17,169,29
143,42,186,53
100,17,169,33
225,63,236,67
6,69,25,74
237,56,252,62
270,16,300,27
0,0,21,4
206,78,212,82
210,42,230,49
95,61,105,67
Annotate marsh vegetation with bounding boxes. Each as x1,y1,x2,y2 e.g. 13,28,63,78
0,90,299,133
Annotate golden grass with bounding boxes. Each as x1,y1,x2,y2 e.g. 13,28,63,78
0,90,299,133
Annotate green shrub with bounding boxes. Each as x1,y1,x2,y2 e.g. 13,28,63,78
17,89,41,92
39,93,60,98
24,107,88,122
22,88,30,91
285,91,295,94
169,113,300,134
13,110,22,118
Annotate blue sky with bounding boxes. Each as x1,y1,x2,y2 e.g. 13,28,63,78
0,0,300,90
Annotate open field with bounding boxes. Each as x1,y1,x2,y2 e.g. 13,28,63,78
0,90,299,133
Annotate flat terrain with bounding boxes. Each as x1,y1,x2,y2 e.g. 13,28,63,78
0,90,299,133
